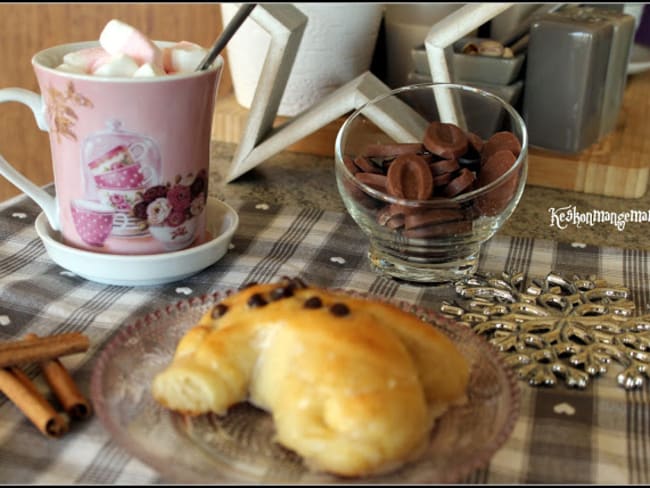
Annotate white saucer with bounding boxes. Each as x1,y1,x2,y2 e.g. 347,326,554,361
35,197,239,287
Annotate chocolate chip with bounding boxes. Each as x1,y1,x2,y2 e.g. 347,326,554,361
211,303,229,318
329,303,350,316
386,153,433,200
270,286,294,301
423,121,468,159
247,293,267,308
304,296,323,309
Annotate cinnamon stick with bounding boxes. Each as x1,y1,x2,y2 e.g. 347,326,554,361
0,332,89,368
0,366,68,437
25,334,92,420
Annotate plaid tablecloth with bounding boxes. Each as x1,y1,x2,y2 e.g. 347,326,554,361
0,190,648,484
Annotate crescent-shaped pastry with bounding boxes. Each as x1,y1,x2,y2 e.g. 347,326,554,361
152,277,469,477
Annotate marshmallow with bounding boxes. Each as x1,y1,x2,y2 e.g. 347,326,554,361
54,20,207,78
62,46,112,73
133,62,166,77
99,19,163,69
162,41,207,73
54,63,86,74
92,53,139,77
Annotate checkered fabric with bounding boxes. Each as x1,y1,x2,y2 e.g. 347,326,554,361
0,191,648,484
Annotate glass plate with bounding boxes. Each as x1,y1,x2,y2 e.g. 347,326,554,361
90,290,520,484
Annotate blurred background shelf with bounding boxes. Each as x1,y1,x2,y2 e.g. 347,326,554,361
213,68,650,199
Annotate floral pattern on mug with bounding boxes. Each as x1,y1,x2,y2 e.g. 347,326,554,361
46,81,94,143
133,169,208,234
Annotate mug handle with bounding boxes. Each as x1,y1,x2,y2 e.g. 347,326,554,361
0,88,59,230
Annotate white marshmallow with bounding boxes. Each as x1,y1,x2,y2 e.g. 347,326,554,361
92,53,139,78
162,41,207,73
55,63,86,74
62,47,111,73
133,62,166,77
99,19,163,69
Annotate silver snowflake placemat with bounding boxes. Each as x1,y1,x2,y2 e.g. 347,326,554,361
440,271,650,390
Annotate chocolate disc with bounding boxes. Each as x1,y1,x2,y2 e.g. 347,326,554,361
478,149,517,186
404,208,464,230
423,121,468,159
481,131,521,163
403,220,472,239
386,153,434,200
353,155,383,174
363,143,425,158
377,205,406,229
457,144,482,173
475,149,520,216
429,159,460,176
441,168,476,197
342,155,359,175
467,131,484,153
433,172,455,188
355,171,388,193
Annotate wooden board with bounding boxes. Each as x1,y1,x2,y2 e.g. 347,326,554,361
212,70,650,199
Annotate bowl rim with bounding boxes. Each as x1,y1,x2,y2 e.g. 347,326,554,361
334,82,528,207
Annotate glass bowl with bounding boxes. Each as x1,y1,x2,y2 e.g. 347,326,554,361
90,290,520,484
334,82,528,283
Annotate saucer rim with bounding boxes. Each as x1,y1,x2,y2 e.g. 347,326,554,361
34,197,239,286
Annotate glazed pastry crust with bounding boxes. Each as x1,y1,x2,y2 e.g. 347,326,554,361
152,279,470,477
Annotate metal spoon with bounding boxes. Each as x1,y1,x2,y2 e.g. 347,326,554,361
196,3,257,71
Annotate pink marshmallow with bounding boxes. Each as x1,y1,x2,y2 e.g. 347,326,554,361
99,19,163,69
62,47,112,73
162,41,207,73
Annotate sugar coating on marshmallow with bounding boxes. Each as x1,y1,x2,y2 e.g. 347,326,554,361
62,46,112,73
54,63,87,74
92,53,139,77
99,19,163,69
162,41,207,73
133,62,166,77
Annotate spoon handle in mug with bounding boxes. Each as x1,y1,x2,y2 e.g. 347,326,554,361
196,3,257,71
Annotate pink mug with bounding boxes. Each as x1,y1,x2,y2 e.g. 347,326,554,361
93,160,155,190
0,40,223,255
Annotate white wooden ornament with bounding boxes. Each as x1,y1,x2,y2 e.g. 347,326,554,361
424,3,514,127
224,4,418,182
223,3,515,182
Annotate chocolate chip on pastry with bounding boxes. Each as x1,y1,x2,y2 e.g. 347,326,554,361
152,277,470,478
